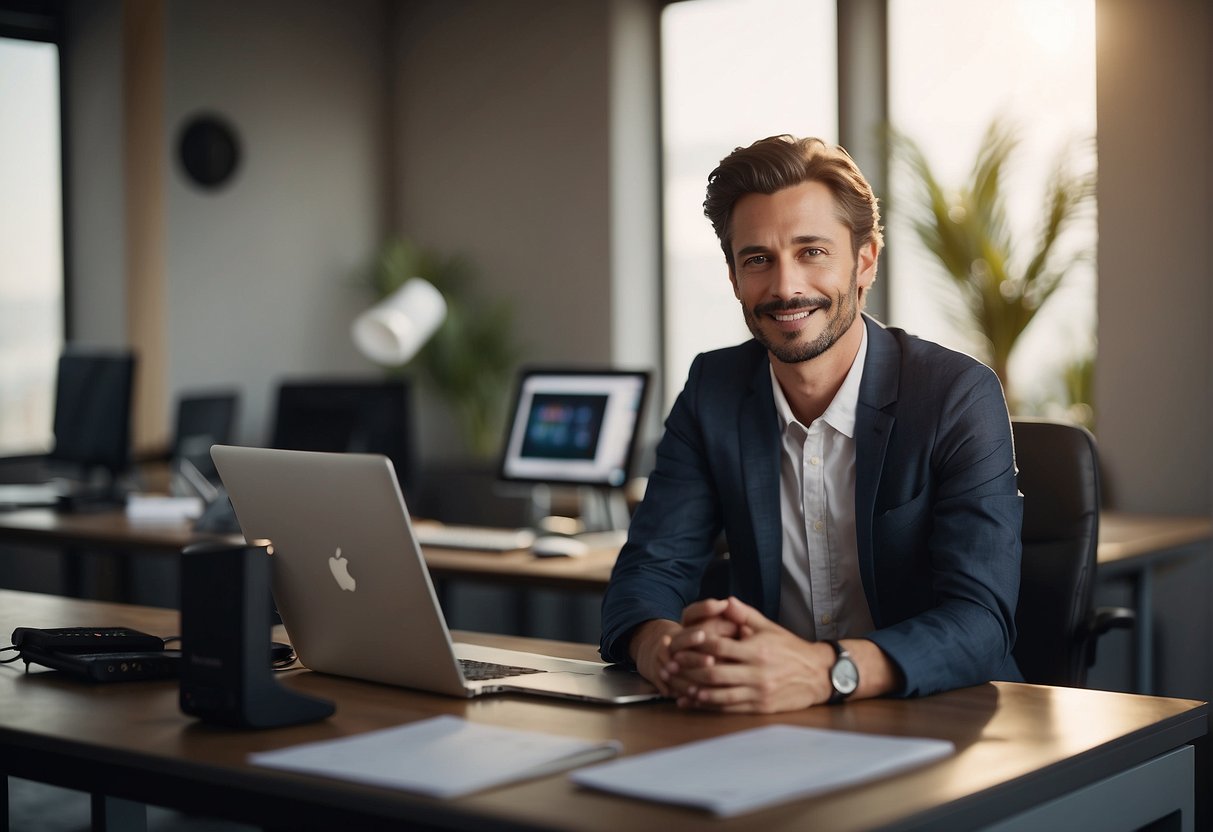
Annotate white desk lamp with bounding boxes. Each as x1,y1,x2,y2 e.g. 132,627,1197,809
351,277,447,366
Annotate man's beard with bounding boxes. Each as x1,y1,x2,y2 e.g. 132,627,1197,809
742,268,859,364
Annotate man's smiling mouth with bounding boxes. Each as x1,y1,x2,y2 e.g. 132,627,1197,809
771,309,814,322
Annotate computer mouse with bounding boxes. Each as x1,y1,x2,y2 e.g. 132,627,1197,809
531,535,591,558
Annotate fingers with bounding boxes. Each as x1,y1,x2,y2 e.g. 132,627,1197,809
719,596,773,631
629,620,682,697
673,665,772,711
647,634,673,696
666,618,742,654
664,626,824,712
670,630,748,663
680,597,730,626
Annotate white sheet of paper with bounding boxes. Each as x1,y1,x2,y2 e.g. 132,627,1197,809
124,494,203,523
570,724,954,817
249,715,621,798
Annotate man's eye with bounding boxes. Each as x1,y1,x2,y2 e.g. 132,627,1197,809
802,247,826,258
744,255,769,266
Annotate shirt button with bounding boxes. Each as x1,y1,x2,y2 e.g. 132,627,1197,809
813,519,824,532
821,614,832,625
809,455,821,466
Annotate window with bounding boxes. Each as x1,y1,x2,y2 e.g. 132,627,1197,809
660,0,837,408
886,0,1097,417
660,0,1097,421
0,34,64,455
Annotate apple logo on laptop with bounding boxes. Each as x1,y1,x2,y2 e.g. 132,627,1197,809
328,547,357,591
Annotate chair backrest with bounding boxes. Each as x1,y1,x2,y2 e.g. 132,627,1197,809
1010,418,1101,687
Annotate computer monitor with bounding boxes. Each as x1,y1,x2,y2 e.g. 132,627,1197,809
498,368,649,489
48,348,136,482
270,378,415,496
173,390,239,480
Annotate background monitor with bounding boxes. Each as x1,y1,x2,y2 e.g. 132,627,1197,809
48,348,136,479
270,378,415,495
173,390,239,480
499,368,649,488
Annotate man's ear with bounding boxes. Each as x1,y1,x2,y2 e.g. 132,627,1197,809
728,265,740,299
856,240,879,291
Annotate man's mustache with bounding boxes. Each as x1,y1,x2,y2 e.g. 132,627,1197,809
752,296,832,317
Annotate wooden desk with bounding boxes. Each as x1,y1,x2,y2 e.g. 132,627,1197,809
0,508,616,593
0,590,1207,832
1098,513,1213,694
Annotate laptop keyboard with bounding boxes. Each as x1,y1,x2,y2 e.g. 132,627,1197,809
459,659,548,681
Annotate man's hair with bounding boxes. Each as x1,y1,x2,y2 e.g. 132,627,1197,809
703,135,885,268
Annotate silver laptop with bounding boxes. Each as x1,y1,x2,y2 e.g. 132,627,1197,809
210,445,660,704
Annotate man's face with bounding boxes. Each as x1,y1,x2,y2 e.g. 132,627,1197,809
728,181,877,365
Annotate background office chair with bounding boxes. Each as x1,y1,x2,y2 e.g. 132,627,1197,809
1011,418,1134,687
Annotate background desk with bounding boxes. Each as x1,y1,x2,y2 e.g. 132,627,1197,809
1098,513,1213,695
0,508,616,593
1,508,1210,692
0,590,1207,832
0,507,616,639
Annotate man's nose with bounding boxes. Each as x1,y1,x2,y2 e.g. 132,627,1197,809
769,257,803,300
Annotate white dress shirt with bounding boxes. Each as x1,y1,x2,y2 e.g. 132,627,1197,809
770,325,875,642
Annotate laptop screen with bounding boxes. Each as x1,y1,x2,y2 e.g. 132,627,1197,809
498,369,649,488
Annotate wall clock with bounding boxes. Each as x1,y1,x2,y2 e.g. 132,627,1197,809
177,114,241,189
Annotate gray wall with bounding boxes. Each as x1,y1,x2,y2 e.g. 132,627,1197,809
163,0,388,447
391,0,662,452
394,0,614,368
1094,0,1213,517
63,0,659,460
1089,0,1213,700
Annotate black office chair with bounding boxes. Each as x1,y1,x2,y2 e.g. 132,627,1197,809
1010,418,1134,687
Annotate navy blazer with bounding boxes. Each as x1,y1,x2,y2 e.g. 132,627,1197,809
601,315,1023,696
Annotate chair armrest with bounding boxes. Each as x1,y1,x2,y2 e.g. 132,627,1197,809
1090,606,1136,637
1081,606,1135,672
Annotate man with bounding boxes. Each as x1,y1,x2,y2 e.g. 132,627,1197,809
600,135,1022,713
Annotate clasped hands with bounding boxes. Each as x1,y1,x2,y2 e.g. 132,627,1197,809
629,596,837,713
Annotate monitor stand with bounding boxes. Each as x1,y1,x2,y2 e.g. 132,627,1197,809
528,484,630,534
55,467,129,513
580,486,630,532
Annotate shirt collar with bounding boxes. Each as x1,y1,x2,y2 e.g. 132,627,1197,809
769,322,868,439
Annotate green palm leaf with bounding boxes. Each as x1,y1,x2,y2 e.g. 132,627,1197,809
889,118,1096,409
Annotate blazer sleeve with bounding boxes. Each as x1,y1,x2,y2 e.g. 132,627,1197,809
865,362,1023,697
599,354,724,664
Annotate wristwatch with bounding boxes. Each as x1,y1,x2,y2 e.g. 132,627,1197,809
825,640,859,704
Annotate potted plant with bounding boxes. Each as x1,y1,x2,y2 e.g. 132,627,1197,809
889,118,1096,420
364,237,522,459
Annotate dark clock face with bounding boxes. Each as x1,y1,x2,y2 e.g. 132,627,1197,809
178,114,240,189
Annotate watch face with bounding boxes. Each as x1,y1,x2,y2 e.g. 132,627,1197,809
831,657,859,696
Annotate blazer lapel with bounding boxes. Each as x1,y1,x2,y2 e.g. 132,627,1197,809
739,353,783,620
854,316,899,626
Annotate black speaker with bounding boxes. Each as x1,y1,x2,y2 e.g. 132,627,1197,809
179,541,334,728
